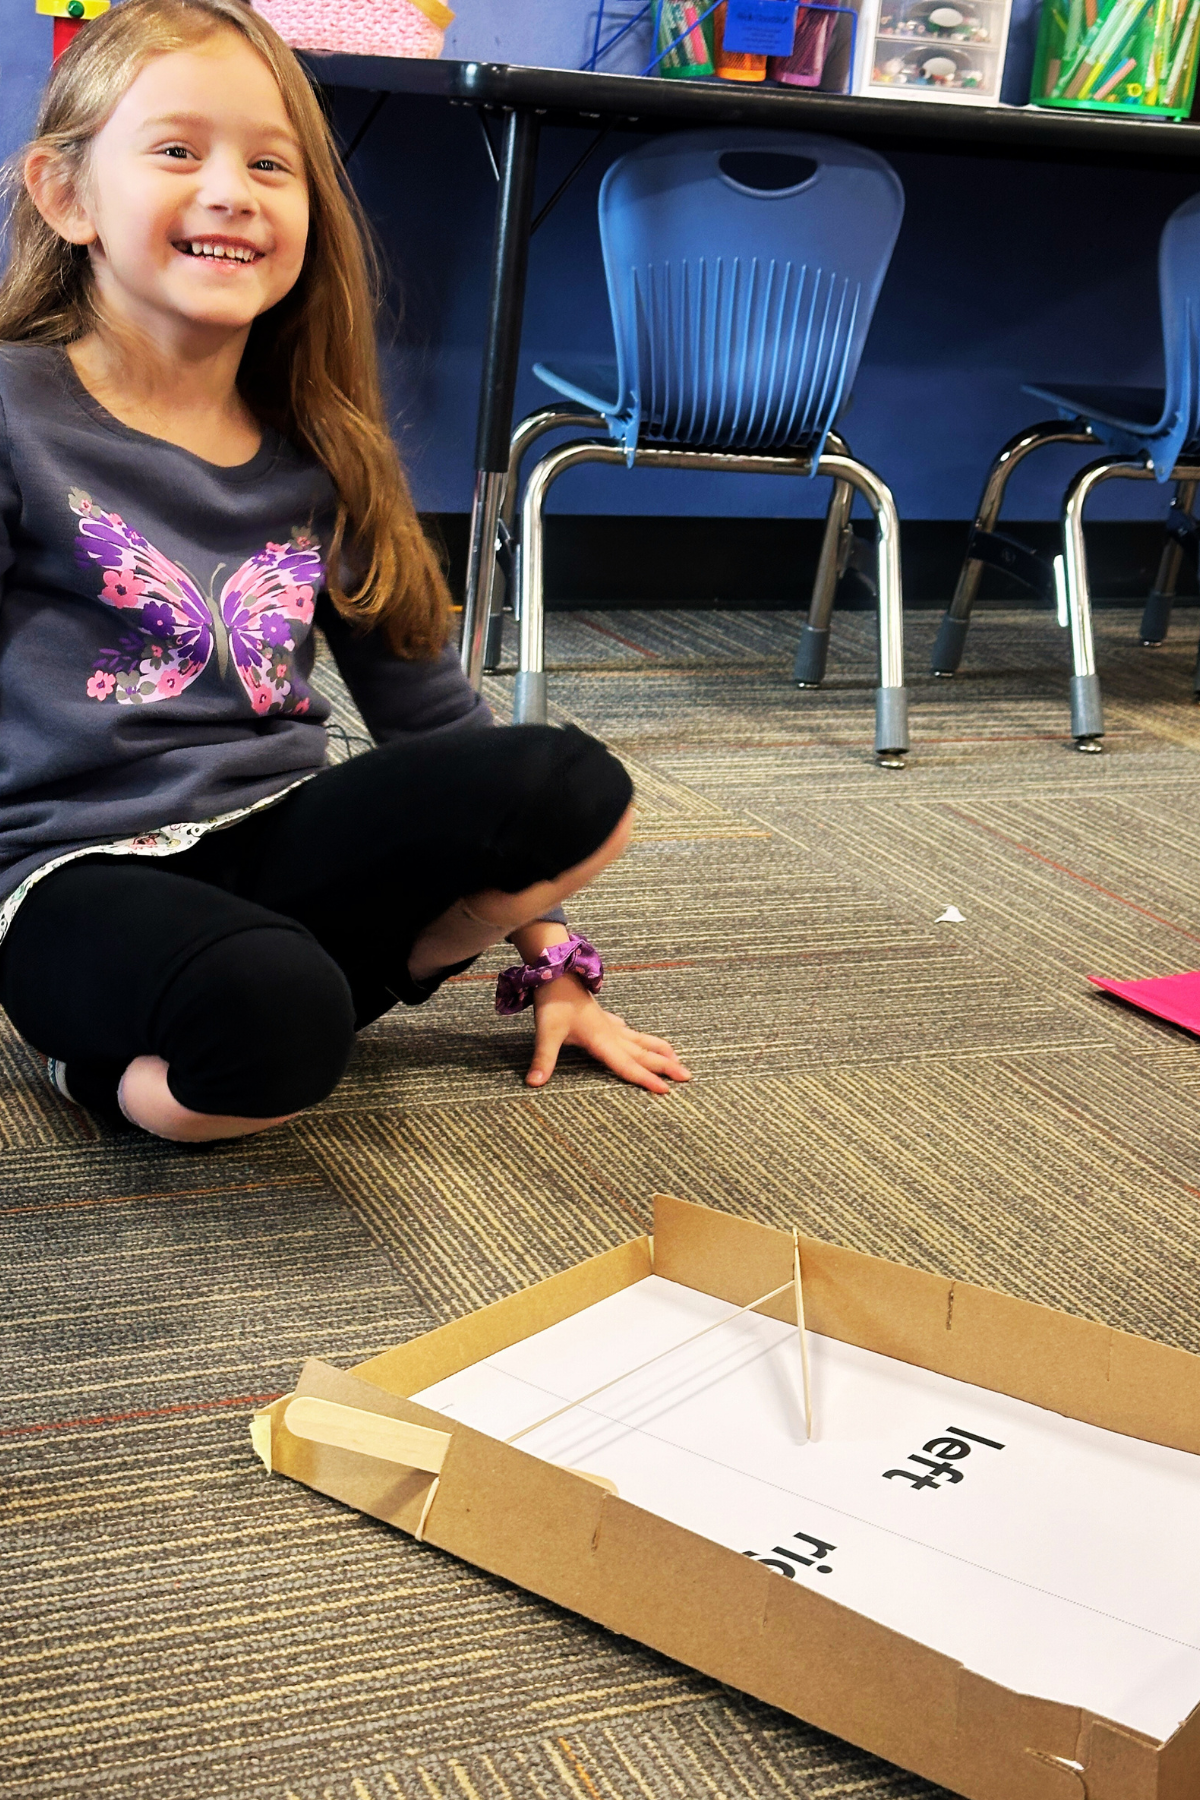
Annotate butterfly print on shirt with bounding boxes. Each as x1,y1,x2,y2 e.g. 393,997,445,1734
70,488,324,716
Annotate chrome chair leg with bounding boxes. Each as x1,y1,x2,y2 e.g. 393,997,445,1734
515,452,565,724
1140,478,1197,645
794,476,854,687
517,439,623,721
486,406,605,671
817,451,907,765
1062,455,1157,749
931,422,1097,676
1061,454,1200,747
518,437,907,764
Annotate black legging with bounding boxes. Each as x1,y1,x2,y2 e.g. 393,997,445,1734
0,724,632,1120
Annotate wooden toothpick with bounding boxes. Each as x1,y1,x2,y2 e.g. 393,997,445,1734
793,1228,814,1442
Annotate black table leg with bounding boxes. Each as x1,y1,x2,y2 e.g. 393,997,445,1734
460,107,541,689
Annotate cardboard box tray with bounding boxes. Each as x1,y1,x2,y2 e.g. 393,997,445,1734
252,1196,1200,1800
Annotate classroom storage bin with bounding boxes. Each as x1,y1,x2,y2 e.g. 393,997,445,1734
1030,0,1200,119
855,0,1013,102
252,0,454,59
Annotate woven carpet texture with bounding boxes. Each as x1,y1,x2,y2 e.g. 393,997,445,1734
5,605,1200,1800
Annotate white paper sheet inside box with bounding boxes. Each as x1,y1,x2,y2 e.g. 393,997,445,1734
252,1195,1200,1800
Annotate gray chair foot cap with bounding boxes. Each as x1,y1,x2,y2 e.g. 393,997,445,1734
1139,591,1174,646
930,613,970,676
876,752,906,770
874,686,909,761
793,624,831,687
1074,736,1104,753
483,610,506,672
1069,673,1105,741
513,671,548,725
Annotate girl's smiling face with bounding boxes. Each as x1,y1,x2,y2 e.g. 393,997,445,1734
38,31,309,344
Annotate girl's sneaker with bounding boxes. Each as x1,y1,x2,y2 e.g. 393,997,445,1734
44,1055,75,1103
35,1052,132,1127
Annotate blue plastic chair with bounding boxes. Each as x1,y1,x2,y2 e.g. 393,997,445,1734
502,130,909,765
930,191,1200,750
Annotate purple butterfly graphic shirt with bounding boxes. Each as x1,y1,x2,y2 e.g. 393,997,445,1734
72,487,322,718
0,343,488,919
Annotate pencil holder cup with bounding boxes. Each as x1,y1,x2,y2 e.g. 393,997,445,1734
1030,0,1200,117
252,0,454,59
650,0,716,76
770,1,865,92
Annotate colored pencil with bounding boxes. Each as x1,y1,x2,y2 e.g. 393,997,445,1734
1058,0,1143,91
1061,0,1151,95
1166,0,1200,103
1092,50,1137,91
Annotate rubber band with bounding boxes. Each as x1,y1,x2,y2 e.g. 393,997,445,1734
414,1474,441,1542
505,1277,794,1446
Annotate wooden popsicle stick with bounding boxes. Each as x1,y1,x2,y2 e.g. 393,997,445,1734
284,1396,450,1473
793,1228,814,1443
567,1469,620,1495
249,1409,275,1474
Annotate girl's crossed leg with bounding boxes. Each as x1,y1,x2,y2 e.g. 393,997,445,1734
0,724,639,1141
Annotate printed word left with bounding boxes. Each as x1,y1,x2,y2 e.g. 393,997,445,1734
883,1423,1005,1492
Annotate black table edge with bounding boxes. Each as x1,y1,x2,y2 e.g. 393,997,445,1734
303,54,1200,166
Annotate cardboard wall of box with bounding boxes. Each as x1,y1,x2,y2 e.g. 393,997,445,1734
253,1195,1200,1800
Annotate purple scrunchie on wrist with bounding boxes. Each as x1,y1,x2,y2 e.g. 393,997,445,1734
495,933,604,1016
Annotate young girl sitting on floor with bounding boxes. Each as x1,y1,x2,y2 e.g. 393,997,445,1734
0,0,688,1142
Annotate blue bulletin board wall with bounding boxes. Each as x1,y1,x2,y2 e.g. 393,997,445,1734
441,0,646,74
0,0,1190,523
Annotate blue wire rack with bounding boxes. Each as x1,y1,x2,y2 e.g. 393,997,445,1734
584,0,859,87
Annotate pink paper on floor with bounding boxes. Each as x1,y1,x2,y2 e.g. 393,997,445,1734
1088,970,1200,1035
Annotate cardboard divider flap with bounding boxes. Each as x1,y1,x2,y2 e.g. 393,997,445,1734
1159,1698,1200,1800
652,1194,1200,1454
1081,1717,1166,1800
352,1235,652,1396
265,1359,456,1537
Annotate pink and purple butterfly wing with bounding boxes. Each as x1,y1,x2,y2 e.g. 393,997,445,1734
72,490,213,704
219,534,323,717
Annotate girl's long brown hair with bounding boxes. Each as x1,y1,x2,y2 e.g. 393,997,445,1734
0,0,450,658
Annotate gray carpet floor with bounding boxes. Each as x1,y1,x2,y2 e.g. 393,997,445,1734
5,602,1200,1798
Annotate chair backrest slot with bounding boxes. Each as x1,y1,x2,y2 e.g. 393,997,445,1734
717,150,820,193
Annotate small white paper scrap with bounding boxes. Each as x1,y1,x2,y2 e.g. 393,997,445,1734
935,906,966,923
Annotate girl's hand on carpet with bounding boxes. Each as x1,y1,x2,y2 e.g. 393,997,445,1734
526,973,691,1093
